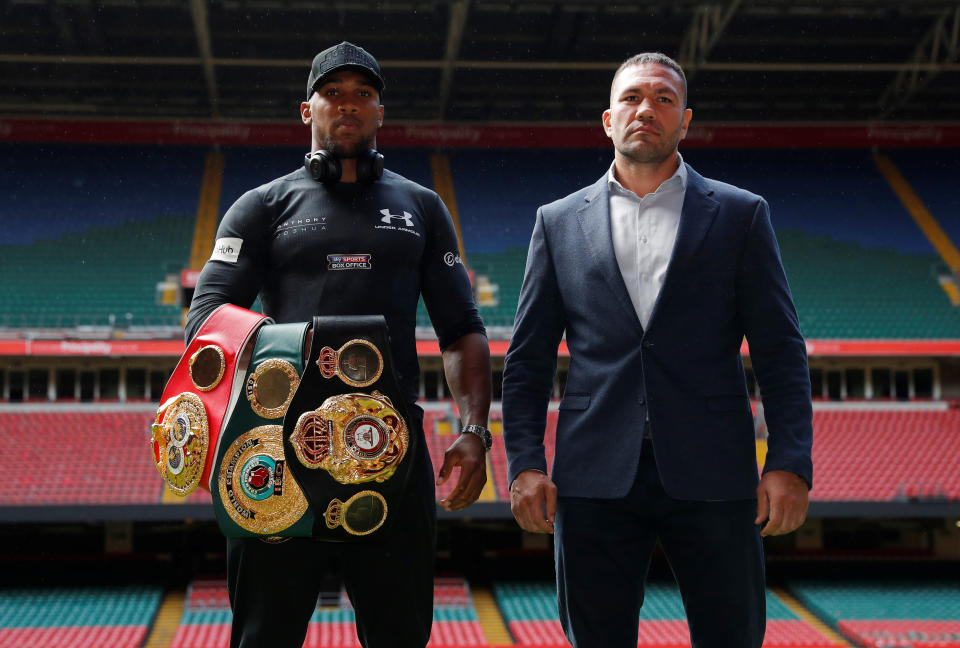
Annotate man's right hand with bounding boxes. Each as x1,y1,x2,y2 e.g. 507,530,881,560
509,470,558,534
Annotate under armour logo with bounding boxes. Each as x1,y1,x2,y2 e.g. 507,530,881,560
379,208,414,227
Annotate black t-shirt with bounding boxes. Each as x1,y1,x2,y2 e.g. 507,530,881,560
186,166,485,404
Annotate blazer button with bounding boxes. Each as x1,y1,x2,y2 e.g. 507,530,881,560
638,397,646,406
642,340,653,349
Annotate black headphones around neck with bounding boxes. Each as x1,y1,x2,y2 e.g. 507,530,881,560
303,148,384,184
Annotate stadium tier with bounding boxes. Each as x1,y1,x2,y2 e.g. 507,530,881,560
0,584,163,648
2,144,958,336
448,148,960,335
3,407,959,509
169,577,487,648
494,581,842,647
0,410,160,506
487,410,557,504
809,409,960,501
789,580,960,648
0,144,204,328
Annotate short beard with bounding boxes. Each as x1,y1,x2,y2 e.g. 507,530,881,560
616,132,681,166
321,134,375,159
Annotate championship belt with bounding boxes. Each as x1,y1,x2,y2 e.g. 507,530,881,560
211,322,315,538
151,305,270,496
282,316,416,541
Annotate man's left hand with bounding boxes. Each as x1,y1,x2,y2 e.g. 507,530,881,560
755,470,809,536
436,433,487,511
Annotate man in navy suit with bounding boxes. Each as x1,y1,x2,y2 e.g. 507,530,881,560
502,52,813,647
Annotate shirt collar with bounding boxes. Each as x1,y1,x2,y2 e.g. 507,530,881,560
607,152,686,198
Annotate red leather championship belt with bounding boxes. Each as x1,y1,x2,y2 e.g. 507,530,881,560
152,304,270,496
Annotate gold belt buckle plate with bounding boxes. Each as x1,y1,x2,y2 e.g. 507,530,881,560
218,425,310,535
152,393,209,496
289,391,408,484
316,339,384,388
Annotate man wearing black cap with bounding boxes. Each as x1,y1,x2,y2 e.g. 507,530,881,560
187,41,492,648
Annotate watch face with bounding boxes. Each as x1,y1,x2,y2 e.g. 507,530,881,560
464,425,491,450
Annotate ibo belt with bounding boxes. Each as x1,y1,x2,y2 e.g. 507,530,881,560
212,322,314,538
151,305,270,496
282,315,416,541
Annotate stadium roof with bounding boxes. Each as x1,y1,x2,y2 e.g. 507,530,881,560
2,0,960,124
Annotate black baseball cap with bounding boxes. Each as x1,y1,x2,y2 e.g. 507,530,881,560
307,42,385,100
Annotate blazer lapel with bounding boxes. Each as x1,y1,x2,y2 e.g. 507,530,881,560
646,164,720,328
576,176,644,331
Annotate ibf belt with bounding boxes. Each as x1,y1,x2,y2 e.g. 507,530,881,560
282,315,416,541
212,322,314,538
151,304,270,496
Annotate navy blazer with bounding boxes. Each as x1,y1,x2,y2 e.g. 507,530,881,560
502,164,813,501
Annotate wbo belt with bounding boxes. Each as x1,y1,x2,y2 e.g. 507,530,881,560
282,315,416,541
151,304,270,496
212,322,315,539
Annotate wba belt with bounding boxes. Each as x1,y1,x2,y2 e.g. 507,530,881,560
212,322,315,538
151,305,270,496
282,315,416,541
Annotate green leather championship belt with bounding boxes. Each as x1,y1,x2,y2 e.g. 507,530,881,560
282,315,416,541
211,322,315,538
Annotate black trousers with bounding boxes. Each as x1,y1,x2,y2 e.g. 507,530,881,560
555,439,766,648
226,442,437,648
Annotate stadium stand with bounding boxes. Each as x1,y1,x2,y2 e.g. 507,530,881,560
0,410,160,506
809,408,960,501
444,147,960,336
4,144,958,336
0,144,204,328
0,215,194,328
494,580,843,647
0,584,163,648
169,576,486,648
446,150,609,329
487,409,557,503
3,405,958,509
789,580,960,648
685,149,960,339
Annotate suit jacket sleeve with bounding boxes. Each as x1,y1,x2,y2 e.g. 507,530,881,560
502,207,567,486
737,198,814,488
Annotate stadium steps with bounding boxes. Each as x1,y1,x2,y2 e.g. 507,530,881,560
188,149,225,271
771,588,850,646
471,587,514,645
431,152,467,262
788,580,960,648
873,152,960,277
142,590,185,648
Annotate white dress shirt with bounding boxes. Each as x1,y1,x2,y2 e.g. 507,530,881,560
608,154,687,330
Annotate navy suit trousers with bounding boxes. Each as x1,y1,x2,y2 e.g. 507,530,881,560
555,439,766,648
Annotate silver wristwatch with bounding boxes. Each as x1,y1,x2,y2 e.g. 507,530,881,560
460,424,493,452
